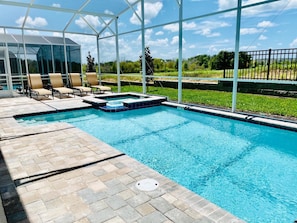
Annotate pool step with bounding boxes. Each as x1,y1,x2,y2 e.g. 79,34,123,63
82,97,107,107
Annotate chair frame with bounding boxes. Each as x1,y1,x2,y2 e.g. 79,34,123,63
85,72,112,94
27,73,53,100
49,73,74,99
69,73,92,96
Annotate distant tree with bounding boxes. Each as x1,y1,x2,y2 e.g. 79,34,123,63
211,51,252,70
120,61,140,73
153,58,163,72
238,52,252,69
166,60,176,71
175,59,179,70
183,62,189,71
189,63,197,71
139,47,154,83
27,59,38,73
209,51,232,77
86,51,95,72
112,61,117,73
214,51,234,70
189,54,211,69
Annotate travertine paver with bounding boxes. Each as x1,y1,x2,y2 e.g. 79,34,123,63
0,96,245,223
44,96,92,110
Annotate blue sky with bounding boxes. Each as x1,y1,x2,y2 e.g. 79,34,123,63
0,0,296,63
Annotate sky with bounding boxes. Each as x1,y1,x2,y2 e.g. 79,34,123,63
0,0,297,63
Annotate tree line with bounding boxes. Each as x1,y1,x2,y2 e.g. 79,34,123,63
99,50,252,74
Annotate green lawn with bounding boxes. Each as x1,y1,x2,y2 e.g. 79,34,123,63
110,85,297,119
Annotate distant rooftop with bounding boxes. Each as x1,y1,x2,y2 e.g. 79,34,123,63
0,33,79,45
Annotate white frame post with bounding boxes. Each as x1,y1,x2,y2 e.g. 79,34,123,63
231,0,242,112
177,0,183,103
96,34,102,84
115,17,121,93
141,0,146,94
3,28,13,95
63,32,68,75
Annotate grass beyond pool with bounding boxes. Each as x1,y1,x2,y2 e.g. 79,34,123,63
17,106,297,223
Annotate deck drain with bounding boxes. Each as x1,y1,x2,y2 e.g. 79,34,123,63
135,178,159,191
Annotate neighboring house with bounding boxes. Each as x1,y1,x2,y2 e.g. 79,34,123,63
0,34,81,97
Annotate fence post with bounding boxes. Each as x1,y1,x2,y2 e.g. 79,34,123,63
267,48,271,80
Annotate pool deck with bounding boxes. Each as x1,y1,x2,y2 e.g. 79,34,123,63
0,95,247,223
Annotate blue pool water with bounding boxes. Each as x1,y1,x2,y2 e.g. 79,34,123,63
17,106,297,223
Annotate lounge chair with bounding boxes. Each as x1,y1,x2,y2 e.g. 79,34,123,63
49,73,74,98
27,73,52,100
68,73,92,96
86,72,112,94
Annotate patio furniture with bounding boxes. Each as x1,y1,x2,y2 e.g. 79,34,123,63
27,73,52,100
49,73,74,98
69,73,91,96
86,72,112,94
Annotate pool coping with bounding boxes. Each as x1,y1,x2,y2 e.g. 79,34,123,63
163,101,297,132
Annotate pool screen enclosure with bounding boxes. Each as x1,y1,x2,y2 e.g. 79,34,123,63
0,0,280,111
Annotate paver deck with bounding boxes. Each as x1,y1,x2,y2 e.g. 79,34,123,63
0,95,244,223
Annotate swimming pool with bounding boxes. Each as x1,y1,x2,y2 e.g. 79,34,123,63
17,106,297,223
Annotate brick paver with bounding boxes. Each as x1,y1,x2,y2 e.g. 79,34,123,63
0,96,245,223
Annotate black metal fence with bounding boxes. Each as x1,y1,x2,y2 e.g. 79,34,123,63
225,48,297,81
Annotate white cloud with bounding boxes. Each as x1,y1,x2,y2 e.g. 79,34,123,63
219,0,297,17
170,36,186,45
257,20,275,28
240,45,257,51
194,21,230,37
25,30,40,35
16,16,48,27
184,22,197,30
65,33,100,62
130,1,163,25
171,36,179,45
164,22,197,32
75,15,101,29
240,28,262,35
258,34,267,40
155,31,164,36
208,45,219,54
164,20,229,37
148,38,169,47
201,21,230,29
145,29,153,39
52,3,61,8
189,44,196,49
137,29,153,42
290,38,297,47
216,39,230,44
52,32,62,37
104,10,114,15
218,0,234,11
195,28,221,37
136,29,169,49
163,24,178,32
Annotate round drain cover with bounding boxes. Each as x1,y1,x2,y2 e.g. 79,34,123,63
135,178,159,191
